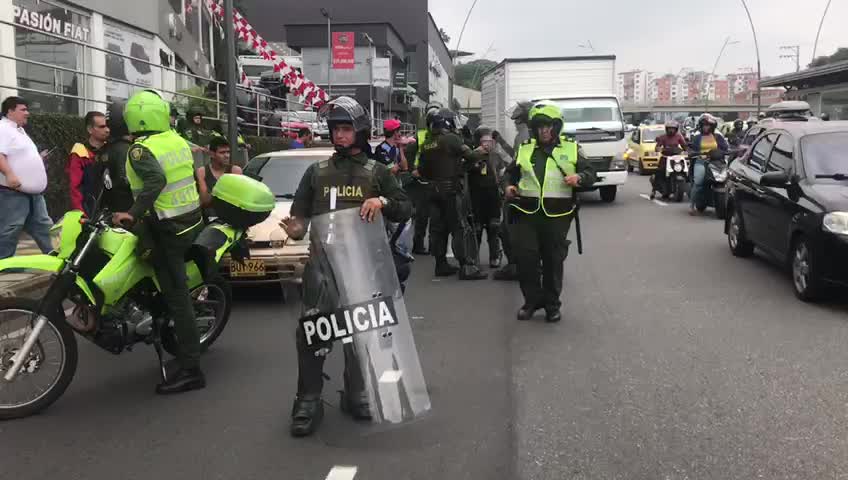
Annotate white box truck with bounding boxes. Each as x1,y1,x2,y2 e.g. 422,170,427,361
481,55,628,202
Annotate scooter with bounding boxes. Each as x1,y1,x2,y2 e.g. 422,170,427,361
691,150,729,219
651,147,690,202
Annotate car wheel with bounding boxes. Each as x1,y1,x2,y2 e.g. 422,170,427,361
727,208,754,257
791,237,826,302
599,186,617,203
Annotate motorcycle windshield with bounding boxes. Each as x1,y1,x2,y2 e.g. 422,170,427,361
304,208,431,432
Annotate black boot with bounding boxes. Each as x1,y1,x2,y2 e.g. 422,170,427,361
290,395,324,437
493,264,518,281
517,304,541,321
435,259,459,277
340,390,372,421
545,309,562,323
458,265,487,280
412,241,429,255
155,367,206,395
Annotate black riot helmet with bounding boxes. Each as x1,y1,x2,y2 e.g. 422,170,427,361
427,107,457,133
319,96,372,154
733,119,744,129
106,100,130,139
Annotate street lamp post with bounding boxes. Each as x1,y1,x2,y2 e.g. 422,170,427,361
362,33,376,134
812,0,833,62
704,37,739,111
452,0,480,62
223,0,238,152
739,0,762,116
320,8,332,99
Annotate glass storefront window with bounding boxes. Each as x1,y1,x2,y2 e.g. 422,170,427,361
13,0,90,115
821,89,848,121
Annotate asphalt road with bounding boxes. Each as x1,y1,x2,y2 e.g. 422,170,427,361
3,174,848,480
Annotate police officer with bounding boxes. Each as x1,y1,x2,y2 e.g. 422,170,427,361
112,90,205,393
469,126,508,268
279,97,412,437
505,101,596,322
406,104,441,255
418,108,486,280
493,101,532,281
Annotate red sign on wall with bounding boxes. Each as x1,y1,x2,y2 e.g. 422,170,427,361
332,31,355,69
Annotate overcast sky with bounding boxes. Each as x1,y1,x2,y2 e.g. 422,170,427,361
429,0,847,78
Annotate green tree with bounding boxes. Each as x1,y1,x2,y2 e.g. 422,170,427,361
455,59,497,90
809,47,848,68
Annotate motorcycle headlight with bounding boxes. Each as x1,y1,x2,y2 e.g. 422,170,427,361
823,212,848,235
710,166,728,182
673,163,683,173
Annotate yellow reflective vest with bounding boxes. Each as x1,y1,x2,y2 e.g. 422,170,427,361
511,138,578,218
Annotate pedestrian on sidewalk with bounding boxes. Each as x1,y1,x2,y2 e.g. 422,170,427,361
0,96,54,259
67,111,109,216
289,128,313,149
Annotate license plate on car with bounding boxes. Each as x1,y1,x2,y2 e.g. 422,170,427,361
230,259,266,277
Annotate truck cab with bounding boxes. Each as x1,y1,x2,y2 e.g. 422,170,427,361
547,96,629,202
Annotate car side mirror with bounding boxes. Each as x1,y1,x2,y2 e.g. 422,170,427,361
760,171,790,188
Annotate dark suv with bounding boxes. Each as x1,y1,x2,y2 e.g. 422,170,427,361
725,120,848,301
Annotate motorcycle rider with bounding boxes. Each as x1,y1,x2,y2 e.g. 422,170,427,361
727,119,746,147
112,90,205,394
418,107,486,280
469,126,508,268
650,120,688,199
492,101,533,281
688,113,729,216
279,96,412,437
505,101,596,322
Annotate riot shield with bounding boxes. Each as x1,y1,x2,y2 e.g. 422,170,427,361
302,208,431,433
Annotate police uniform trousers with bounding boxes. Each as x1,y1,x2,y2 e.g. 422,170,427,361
294,259,366,396
470,185,502,260
151,223,202,369
428,180,477,265
408,180,431,250
512,211,573,311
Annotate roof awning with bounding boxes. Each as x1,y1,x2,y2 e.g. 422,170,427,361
760,60,848,88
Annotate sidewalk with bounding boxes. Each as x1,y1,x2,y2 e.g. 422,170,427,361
0,234,54,298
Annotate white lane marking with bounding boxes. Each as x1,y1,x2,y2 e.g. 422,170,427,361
653,199,669,207
639,194,651,200
412,315,424,320
325,466,358,480
379,370,403,383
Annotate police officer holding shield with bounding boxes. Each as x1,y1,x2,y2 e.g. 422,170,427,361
505,101,596,322
279,97,412,437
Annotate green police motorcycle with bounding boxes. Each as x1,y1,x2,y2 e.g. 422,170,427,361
0,173,274,419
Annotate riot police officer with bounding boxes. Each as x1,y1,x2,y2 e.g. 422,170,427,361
505,101,596,322
406,104,442,254
112,90,205,393
418,108,486,280
279,97,412,437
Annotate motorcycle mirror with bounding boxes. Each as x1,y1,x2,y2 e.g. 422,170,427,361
103,169,113,190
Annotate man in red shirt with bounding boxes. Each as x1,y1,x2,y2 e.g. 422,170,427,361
67,111,109,216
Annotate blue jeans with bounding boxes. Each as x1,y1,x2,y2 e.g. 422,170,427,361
0,189,54,259
689,160,707,209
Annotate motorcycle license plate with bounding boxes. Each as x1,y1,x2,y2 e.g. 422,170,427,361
230,259,266,277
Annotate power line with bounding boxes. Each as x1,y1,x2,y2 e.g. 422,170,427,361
780,45,800,72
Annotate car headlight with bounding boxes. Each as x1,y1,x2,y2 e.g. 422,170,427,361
823,212,848,235
673,163,683,173
611,159,626,170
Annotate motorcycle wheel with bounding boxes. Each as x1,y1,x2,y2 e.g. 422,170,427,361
714,194,728,220
0,298,78,420
674,181,685,202
163,276,232,357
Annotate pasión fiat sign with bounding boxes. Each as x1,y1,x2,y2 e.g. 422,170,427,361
13,5,90,43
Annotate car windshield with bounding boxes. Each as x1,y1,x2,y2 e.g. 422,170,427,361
243,65,271,77
802,132,848,182
642,129,662,142
247,156,316,197
554,98,622,124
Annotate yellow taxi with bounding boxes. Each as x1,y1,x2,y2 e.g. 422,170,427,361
625,125,666,174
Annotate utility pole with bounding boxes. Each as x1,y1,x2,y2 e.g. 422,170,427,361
224,0,238,154
780,45,801,72
320,8,332,99
362,32,375,134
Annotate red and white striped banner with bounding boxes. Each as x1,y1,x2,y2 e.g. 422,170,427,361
205,0,328,107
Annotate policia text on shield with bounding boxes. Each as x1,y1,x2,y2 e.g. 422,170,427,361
505,101,596,323
278,97,414,438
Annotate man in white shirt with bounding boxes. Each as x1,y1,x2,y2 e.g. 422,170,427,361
0,96,53,259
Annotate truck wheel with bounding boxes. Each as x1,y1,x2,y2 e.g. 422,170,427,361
599,186,617,203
